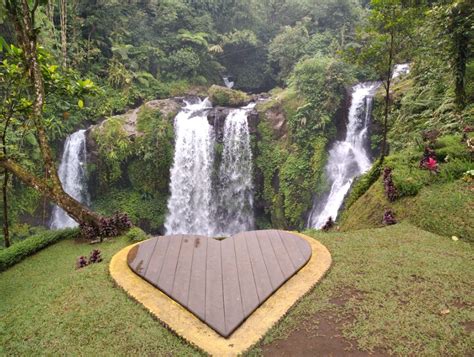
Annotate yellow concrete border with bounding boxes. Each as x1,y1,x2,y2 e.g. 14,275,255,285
109,233,331,356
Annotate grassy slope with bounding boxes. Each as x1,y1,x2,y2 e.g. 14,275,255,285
254,223,473,356
1,225,473,356
0,237,200,356
340,179,474,241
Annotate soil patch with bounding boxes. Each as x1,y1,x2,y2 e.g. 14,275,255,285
263,289,387,357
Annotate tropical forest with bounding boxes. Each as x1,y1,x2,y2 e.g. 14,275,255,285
0,0,473,355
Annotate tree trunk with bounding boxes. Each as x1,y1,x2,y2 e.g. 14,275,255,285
4,0,102,229
60,0,67,68
381,31,394,159
2,169,10,248
0,158,101,226
46,0,54,24
1,115,11,248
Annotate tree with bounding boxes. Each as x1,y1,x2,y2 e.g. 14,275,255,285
268,18,310,81
355,0,424,158
432,1,473,109
0,0,103,231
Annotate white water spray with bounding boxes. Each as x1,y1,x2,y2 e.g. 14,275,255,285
50,129,89,229
165,99,255,236
223,76,235,89
308,82,380,228
216,104,255,236
164,99,216,236
392,63,410,79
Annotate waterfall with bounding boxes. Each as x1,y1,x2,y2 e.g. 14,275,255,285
392,63,410,79
165,99,255,237
50,129,89,229
223,76,234,89
164,98,216,236
307,82,380,229
216,104,255,236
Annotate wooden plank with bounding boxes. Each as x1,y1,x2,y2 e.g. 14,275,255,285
157,235,183,295
187,236,208,318
265,230,296,279
246,231,273,302
205,238,225,336
294,233,312,261
144,236,171,284
171,236,196,307
221,237,244,335
256,230,285,289
127,237,157,275
233,232,260,316
277,231,306,268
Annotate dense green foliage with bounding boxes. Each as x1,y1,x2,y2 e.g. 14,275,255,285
340,132,473,240
254,87,334,229
0,228,78,271
1,0,472,237
89,105,174,233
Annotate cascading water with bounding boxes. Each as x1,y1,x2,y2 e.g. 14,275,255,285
164,98,216,236
215,104,255,236
164,99,255,236
223,76,234,89
392,63,410,79
307,82,380,228
50,129,89,229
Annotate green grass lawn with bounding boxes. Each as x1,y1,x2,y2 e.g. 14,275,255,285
0,223,472,356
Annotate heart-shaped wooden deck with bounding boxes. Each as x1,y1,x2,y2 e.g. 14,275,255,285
127,230,312,337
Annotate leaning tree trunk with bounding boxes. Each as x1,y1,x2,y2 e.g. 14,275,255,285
0,158,102,226
3,0,102,228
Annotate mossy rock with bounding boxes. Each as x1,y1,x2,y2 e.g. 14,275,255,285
208,85,250,107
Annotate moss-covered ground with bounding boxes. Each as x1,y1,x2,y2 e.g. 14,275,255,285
1,223,472,356
341,179,473,241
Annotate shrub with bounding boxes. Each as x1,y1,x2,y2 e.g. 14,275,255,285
79,213,132,240
0,229,78,272
434,134,470,161
126,227,149,242
208,85,250,107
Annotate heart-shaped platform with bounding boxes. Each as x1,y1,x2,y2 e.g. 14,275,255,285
127,230,312,337
110,231,331,356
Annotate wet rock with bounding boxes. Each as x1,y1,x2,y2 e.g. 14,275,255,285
207,107,231,143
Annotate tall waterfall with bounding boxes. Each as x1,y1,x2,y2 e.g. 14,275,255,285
216,104,255,236
165,99,255,236
164,99,216,236
307,82,380,228
50,129,89,229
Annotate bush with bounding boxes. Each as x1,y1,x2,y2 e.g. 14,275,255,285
126,227,149,242
208,85,250,107
433,134,470,161
0,229,79,272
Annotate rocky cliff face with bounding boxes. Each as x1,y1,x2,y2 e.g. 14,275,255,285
207,106,260,143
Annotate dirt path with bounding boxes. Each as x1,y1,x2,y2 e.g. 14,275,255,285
263,289,389,356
